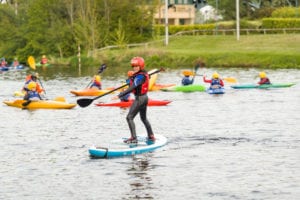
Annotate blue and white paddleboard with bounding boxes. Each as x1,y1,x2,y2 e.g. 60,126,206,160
207,87,225,94
89,134,167,158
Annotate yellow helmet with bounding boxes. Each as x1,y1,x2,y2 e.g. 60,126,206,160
182,70,194,76
28,81,37,90
42,55,46,58
94,75,101,82
212,72,219,79
259,72,266,78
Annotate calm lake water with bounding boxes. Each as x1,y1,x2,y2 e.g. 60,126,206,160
1,66,299,200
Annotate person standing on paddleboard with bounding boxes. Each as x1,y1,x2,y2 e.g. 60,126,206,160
112,57,155,144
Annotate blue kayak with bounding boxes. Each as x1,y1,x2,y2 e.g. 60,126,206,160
0,66,9,71
207,87,225,94
89,134,167,158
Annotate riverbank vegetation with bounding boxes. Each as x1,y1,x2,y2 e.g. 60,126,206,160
0,1,299,69
93,34,300,69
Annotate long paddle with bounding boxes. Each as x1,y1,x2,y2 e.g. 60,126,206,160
85,64,107,88
192,63,200,81
196,74,237,83
27,56,47,94
77,68,164,108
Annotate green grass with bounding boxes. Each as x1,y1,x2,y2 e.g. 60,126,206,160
95,34,300,69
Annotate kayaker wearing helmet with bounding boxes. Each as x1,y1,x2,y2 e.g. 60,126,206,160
112,57,155,144
23,82,42,101
203,72,224,89
23,73,44,95
90,75,102,89
11,57,20,68
119,71,134,102
0,57,7,67
181,70,195,86
257,72,271,85
40,55,48,65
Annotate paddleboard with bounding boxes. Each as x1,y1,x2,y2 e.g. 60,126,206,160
89,134,167,158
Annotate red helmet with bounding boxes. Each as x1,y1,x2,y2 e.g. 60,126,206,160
130,57,145,69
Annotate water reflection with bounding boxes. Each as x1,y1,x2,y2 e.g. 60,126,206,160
126,156,153,199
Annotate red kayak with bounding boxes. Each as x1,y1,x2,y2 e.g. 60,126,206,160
95,99,171,107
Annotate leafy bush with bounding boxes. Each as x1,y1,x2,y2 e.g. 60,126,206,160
271,7,300,18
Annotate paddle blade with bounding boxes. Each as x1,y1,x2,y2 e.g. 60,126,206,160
54,96,66,102
98,64,107,73
77,98,94,107
224,77,237,83
28,56,36,70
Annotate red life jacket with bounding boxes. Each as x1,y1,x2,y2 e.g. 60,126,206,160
130,71,149,96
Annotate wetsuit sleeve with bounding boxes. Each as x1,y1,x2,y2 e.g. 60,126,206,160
203,76,212,83
118,74,145,98
220,79,224,86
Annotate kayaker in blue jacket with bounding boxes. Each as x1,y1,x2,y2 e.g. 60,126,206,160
23,82,42,101
257,72,271,85
181,70,195,85
112,57,155,144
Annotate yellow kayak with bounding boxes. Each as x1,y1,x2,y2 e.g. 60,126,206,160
3,99,76,109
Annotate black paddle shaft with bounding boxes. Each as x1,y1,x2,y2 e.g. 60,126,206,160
77,68,164,108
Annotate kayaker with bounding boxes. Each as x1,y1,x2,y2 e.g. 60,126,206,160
257,72,271,85
23,73,45,95
112,56,155,144
203,72,224,89
181,70,194,85
119,71,134,102
11,57,20,68
23,82,42,101
89,75,102,89
0,57,7,67
40,55,48,65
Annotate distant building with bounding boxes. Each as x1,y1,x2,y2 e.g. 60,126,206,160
154,0,221,25
154,1,196,25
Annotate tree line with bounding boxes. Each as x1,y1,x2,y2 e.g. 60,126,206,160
0,0,298,63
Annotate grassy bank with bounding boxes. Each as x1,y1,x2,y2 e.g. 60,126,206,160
95,34,300,69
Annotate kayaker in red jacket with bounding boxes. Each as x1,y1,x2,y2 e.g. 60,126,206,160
112,57,155,144
0,57,7,67
257,72,271,85
40,55,48,65
203,72,224,89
